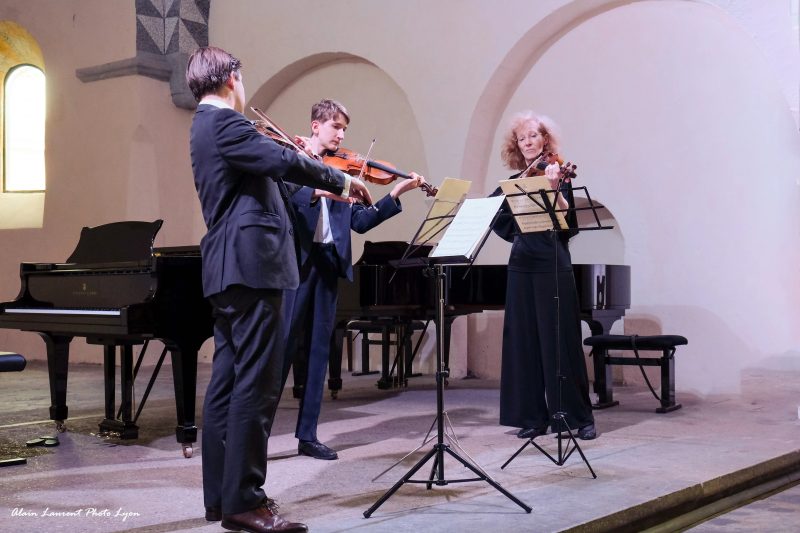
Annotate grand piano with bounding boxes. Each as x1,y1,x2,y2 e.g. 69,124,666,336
0,220,212,457
326,241,630,394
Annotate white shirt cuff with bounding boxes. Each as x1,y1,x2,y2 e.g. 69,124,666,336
341,176,352,199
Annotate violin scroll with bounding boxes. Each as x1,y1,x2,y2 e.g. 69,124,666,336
523,151,577,182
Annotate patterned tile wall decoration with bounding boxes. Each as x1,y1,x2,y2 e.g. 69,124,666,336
136,0,209,55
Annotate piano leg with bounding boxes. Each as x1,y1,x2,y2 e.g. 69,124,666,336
39,333,73,432
591,345,619,409
376,322,398,390
103,344,115,422
169,345,198,457
583,318,621,409
98,343,139,439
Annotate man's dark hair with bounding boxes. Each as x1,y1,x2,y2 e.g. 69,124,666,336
186,46,242,102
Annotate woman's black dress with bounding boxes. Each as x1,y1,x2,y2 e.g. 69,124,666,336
491,175,594,431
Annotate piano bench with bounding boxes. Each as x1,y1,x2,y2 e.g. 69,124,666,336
584,334,687,413
0,352,27,467
343,319,426,389
0,352,26,373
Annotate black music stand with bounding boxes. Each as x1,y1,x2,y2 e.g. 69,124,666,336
498,176,610,477
364,189,531,517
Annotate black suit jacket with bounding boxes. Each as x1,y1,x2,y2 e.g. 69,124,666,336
190,104,347,296
290,188,402,281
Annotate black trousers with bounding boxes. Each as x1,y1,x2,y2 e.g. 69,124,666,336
499,270,594,431
281,243,339,442
202,285,285,515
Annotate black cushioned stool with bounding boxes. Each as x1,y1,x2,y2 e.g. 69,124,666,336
584,335,687,413
0,352,28,467
0,352,26,373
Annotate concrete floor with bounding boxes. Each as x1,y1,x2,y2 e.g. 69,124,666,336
1,359,799,532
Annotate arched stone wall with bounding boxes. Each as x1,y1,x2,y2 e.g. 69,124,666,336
465,0,800,392
246,53,432,266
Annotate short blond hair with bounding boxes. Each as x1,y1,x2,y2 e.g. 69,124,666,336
311,99,350,125
500,111,562,171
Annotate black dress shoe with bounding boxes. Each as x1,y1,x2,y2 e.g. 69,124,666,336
298,439,338,460
221,501,307,533
577,423,597,440
517,426,547,439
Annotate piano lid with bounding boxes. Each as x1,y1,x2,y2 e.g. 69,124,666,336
66,220,163,264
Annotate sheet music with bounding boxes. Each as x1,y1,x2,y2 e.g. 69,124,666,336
429,196,505,260
417,177,472,244
499,176,567,233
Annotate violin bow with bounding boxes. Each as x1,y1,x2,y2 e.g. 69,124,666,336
250,107,306,154
357,139,377,182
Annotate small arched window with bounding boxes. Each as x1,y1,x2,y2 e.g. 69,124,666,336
3,64,46,192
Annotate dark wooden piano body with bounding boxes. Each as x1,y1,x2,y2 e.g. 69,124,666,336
0,221,212,454
328,241,630,392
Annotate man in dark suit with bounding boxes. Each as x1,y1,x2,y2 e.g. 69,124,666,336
281,99,426,460
186,48,371,533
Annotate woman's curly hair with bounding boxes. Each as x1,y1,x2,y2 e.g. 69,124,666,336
500,111,562,171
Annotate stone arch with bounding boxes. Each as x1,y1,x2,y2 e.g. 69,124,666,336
464,0,800,392
246,51,431,257
249,52,372,110
460,0,700,193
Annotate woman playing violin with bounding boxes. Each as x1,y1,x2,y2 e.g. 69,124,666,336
278,99,427,461
490,111,597,442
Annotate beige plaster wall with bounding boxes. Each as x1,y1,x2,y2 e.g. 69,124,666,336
0,1,200,362
0,0,797,396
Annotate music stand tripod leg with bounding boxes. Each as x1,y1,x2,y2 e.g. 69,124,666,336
364,264,531,517
442,446,532,512
501,407,597,478
371,417,437,482
553,414,597,478
363,445,440,518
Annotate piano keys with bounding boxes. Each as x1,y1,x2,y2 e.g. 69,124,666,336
0,220,212,457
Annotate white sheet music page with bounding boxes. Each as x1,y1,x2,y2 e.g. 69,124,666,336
429,196,505,261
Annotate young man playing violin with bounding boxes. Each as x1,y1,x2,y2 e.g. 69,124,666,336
280,99,426,460
187,48,371,533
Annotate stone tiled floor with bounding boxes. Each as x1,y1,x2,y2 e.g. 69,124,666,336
1,360,799,532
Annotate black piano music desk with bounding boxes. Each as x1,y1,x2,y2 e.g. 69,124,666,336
329,243,631,395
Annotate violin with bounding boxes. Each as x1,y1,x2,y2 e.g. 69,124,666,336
250,106,436,198
323,148,438,197
523,151,577,182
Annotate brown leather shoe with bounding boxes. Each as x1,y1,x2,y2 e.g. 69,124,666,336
221,501,307,533
207,498,278,522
